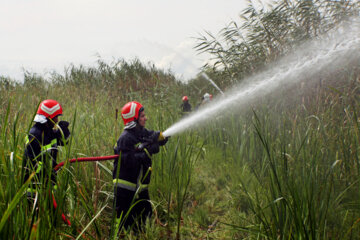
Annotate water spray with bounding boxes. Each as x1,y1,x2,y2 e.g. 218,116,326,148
162,20,360,138
55,21,360,162
201,72,224,95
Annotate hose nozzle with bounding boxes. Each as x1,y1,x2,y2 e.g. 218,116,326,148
158,132,165,141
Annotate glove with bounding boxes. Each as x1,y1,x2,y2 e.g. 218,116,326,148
145,142,159,155
58,121,70,139
58,121,69,129
149,131,160,143
159,136,169,146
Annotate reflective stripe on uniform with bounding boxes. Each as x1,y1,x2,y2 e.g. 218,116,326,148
25,135,57,154
113,178,149,192
113,178,137,191
113,143,152,192
41,138,57,152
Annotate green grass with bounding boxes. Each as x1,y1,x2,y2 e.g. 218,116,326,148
1,1,360,236
1,71,360,239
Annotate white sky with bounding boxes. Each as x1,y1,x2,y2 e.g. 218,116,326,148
0,0,272,82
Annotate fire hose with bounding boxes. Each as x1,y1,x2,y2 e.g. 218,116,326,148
53,155,119,226
51,193,71,226
54,155,119,172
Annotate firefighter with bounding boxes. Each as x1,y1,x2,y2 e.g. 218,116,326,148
195,93,212,110
113,101,168,233
22,99,70,201
180,96,192,113
202,93,211,105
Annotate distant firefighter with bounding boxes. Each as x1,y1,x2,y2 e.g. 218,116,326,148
202,93,211,104
180,96,192,113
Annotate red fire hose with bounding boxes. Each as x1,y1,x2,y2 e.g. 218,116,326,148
53,155,119,226
54,155,119,172
52,193,71,226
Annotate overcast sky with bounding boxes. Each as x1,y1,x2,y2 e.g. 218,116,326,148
0,0,272,82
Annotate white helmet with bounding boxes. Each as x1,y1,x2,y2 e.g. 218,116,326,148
203,93,211,102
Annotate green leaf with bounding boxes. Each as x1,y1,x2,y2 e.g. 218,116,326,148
0,172,35,232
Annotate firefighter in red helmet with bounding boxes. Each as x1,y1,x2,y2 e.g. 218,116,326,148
113,101,168,233
22,99,70,200
180,95,192,114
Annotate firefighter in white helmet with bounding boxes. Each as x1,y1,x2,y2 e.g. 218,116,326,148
203,93,211,103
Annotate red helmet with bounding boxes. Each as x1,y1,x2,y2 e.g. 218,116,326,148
121,101,144,126
182,96,188,101
37,99,63,119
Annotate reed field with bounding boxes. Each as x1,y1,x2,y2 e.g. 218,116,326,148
1,0,360,239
